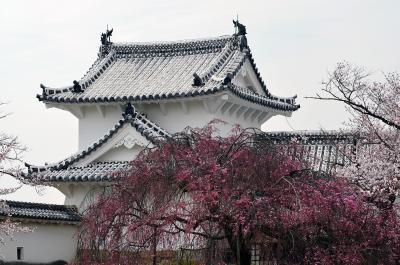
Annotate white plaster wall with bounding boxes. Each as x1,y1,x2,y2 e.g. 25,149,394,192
78,99,259,152
78,105,122,150
0,223,77,263
59,184,104,211
139,100,260,136
138,101,212,134
78,96,276,152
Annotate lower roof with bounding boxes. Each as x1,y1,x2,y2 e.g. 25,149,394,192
22,131,357,184
0,200,81,224
23,104,168,175
27,162,129,183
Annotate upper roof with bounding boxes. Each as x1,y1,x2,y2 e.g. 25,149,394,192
0,200,81,224
37,30,299,112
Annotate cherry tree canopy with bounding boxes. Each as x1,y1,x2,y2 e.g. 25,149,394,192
312,62,400,206
77,125,400,265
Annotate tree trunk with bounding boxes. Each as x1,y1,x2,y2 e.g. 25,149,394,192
239,245,252,265
205,238,215,265
151,227,157,265
226,228,251,265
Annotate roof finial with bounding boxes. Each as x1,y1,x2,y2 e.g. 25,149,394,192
192,73,204,87
233,17,247,36
122,102,136,119
101,26,113,45
234,14,239,35
72,80,84,93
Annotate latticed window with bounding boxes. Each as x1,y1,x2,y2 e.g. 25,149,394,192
251,244,261,265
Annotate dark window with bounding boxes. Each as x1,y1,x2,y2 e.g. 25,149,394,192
17,247,24,260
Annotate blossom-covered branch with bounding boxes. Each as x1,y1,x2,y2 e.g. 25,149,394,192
310,62,400,206
0,104,28,246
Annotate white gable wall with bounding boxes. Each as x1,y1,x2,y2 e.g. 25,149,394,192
96,145,142,162
233,59,268,96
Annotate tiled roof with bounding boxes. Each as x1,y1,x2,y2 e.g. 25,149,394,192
257,131,358,173
26,162,129,183
37,34,299,112
260,130,357,144
23,104,169,175
0,200,81,223
23,130,357,183
229,85,297,110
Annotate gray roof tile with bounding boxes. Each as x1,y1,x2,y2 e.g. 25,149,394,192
23,104,169,175
23,131,357,183
0,201,81,223
37,35,299,111
26,162,129,183
257,131,358,173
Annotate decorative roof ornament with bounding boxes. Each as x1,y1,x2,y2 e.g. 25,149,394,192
40,83,46,95
233,19,247,36
122,102,136,119
223,73,233,86
232,18,248,52
100,26,113,46
72,80,84,93
192,73,204,87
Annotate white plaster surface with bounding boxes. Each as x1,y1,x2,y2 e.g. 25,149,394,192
78,105,123,150
1,223,77,263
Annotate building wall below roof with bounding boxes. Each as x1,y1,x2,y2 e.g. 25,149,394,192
1,223,77,263
55,95,281,210
138,99,262,136
58,184,103,211
78,105,122,151
77,98,266,151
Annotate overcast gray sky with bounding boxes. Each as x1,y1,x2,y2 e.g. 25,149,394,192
1,0,399,204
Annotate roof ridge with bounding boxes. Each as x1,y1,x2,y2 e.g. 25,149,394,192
111,35,232,47
102,35,234,60
197,40,237,84
39,50,117,98
80,50,116,90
